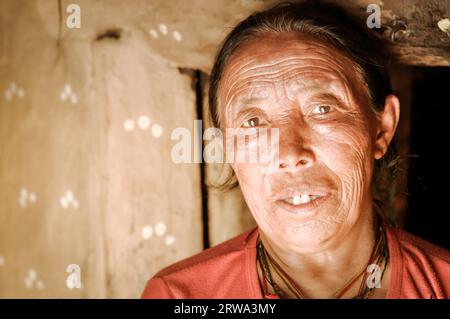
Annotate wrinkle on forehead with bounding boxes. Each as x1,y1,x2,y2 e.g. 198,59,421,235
219,32,369,125
228,70,346,104
228,76,348,124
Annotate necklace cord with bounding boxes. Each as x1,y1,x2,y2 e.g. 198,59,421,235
257,223,389,299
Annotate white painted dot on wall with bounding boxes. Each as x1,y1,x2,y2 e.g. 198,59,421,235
159,24,168,35
25,277,33,289
60,84,70,101
28,269,37,280
19,197,27,208
4,90,12,101
4,82,25,102
59,190,79,210
149,29,159,39
17,88,25,98
36,280,45,290
165,235,176,246
24,268,44,290
18,188,26,207
60,84,77,105
60,196,69,209
70,94,78,105
18,187,37,208
28,192,37,203
123,119,135,131
141,225,153,239
154,222,167,236
173,31,182,42
138,115,150,130
151,124,163,138
64,84,71,94
66,191,74,202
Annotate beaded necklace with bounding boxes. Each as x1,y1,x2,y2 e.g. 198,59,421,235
257,223,389,299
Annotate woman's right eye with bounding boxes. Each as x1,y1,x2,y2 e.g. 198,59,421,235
241,117,260,128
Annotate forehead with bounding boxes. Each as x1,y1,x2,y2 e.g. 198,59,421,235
220,32,362,105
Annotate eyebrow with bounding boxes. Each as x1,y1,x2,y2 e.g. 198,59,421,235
232,96,267,115
235,92,346,110
229,97,268,125
307,93,348,109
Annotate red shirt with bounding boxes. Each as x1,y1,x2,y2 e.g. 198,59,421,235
141,226,450,299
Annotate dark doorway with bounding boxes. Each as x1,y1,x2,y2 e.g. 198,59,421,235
404,67,450,250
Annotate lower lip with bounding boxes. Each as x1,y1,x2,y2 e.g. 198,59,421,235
275,195,328,216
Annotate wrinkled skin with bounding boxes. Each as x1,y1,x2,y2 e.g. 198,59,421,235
219,32,400,298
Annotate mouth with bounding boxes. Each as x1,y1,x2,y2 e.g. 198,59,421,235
282,194,322,205
273,187,330,215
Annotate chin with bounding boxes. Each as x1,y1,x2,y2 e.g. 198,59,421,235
270,219,341,253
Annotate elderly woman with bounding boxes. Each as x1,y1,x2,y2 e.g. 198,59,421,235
142,2,450,299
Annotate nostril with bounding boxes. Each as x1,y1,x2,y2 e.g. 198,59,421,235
299,159,308,166
279,159,309,169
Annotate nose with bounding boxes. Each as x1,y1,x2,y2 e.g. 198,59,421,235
276,126,315,171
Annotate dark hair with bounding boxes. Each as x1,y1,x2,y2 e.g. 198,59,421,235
208,1,400,221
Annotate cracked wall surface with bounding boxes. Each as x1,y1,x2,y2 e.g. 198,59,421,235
0,0,203,298
0,0,447,298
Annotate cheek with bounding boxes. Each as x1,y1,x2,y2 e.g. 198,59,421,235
234,162,266,192
233,163,269,217
314,122,374,190
230,131,275,184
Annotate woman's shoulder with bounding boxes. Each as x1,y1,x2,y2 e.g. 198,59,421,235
390,227,450,263
387,226,450,298
141,226,259,298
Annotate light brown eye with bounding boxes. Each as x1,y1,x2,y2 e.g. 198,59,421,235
242,117,260,128
312,105,331,115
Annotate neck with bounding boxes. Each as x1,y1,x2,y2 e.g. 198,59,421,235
258,204,382,298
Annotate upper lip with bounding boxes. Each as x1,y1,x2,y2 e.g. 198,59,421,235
273,185,330,201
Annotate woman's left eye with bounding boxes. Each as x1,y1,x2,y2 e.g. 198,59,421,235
312,105,332,115
242,117,260,128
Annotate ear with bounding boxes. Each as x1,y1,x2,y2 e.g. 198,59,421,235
374,94,400,160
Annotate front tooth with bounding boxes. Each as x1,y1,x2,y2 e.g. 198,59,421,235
292,195,301,205
300,194,310,204
289,194,311,205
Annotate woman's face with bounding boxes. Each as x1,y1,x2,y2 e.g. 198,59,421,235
219,32,381,253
